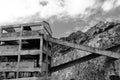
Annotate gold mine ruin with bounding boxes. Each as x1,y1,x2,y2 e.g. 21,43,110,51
0,21,120,80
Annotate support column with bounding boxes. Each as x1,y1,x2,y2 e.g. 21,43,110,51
0,27,2,37
39,36,43,67
16,26,23,78
16,39,21,78
0,27,2,45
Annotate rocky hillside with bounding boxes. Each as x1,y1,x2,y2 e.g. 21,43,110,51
51,20,120,80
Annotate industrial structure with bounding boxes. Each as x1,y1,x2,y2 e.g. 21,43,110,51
0,21,52,80
0,21,119,80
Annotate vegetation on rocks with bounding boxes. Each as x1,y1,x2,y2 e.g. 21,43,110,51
51,20,120,80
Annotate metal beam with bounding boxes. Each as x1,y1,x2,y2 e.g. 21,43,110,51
44,36,120,59
49,39,119,73
50,53,100,73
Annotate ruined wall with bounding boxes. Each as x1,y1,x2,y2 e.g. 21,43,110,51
51,20,120,80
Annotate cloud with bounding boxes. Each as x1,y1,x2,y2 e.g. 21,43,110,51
29,0,97,19
0,0,96,24
63,0,96,17
0,0,120,25
74,27,81,31
102,0,115,11
102,0,120,12
0,0,41,24
39,0,64,19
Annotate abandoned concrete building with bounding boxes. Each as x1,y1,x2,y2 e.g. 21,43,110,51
0,21,52,80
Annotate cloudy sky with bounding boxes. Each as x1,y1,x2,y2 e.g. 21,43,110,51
0,0,120,38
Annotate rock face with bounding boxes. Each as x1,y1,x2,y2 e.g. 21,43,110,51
51,20,120,80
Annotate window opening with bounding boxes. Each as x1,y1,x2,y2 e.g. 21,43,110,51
109,75,120,80
21,39,40,50
20,55,39,67
0,40,19,46
23,26,31,31
42,53,47,63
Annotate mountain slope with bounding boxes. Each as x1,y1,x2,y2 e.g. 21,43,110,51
52,20,120,80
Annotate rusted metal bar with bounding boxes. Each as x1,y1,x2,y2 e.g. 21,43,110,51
44,36,120,59
50,53,100,73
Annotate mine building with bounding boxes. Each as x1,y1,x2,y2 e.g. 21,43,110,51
0,21,120,80
0,21,52,80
